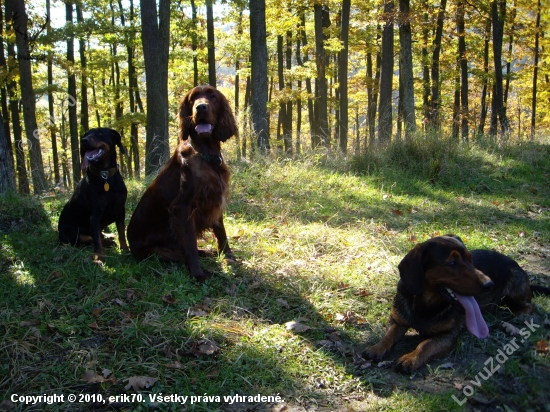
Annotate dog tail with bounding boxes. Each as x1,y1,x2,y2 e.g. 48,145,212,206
530,284,550,296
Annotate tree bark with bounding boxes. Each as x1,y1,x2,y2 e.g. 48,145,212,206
457,0,468,141
530,0,540,137
338,0,350,152
191,0,199,87
378,0,394,144
76,4,89,134
66,2,80,185
429,0,446,130
206,0,216,86
398,0,415,137
0,111,16,194
490,0,509,135
478,18,491,136
314,4,330,146
141,0,170,174
249,0,269,152
12,0,47,193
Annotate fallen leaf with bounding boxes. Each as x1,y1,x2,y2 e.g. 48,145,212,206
206,366,220,378
391,209,403,216
92,307,102,316
285,320,312,333
88,322,100,330
502,321,521,335
409,234,418,243
102,369,113,378
276,298,290,308
123,376,158,391
197,340,219,355
125,290,135,302
48,271,61,281
439,362,454,369
535,340,549,354
377,360,393,368
383,194,392,200
189,308,209,317
82,370,116,384
354,289,371,297
162,294,176,304
113,298,125,306
454,382,464,391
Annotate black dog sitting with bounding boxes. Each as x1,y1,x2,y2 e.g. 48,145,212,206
58,128,128,263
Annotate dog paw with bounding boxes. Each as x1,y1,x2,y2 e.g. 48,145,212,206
362,343,388,361
394,353,422,374
92,255,105,265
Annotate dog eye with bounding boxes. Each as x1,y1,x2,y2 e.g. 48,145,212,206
209,93,216,99
447,260,457,267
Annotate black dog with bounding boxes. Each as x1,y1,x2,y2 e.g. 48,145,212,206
58,128,128,263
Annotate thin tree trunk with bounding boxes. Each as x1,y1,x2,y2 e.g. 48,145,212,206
12,0,47,193
338,0,350,152
285,29,293,155
206,0,216,86
421,0,430,129
66,1,80,185
378,0,394,144
314,4,330,146
504,0,516,106
299,12,315,148
0,111,16,194
490,0,509,135
45,0,60,185
76,4,89,134
478,18,491,136
531,0,541,137
0,2,14,176
398,0,415,138
191,0,198,86
457,0,468,141
430,0,446,129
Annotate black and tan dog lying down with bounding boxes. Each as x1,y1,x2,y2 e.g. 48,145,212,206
362,235,550,373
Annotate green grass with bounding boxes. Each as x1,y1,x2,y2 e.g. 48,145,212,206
1,135,549,411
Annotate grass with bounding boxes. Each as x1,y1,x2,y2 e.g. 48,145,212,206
1,134,549,411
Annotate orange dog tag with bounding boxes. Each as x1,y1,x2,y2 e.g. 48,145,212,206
104,182,110,192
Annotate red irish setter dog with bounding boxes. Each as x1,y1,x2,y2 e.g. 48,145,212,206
127,86,238,281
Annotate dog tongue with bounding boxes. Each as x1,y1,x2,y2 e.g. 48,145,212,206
195,123,213,134
81,149,102,170
455,292,489,339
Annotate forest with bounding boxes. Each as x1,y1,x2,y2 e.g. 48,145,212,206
0,0,549,194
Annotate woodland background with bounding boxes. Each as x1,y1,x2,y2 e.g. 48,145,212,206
0,0,549,195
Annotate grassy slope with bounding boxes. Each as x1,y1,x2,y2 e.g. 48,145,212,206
1,136,549,411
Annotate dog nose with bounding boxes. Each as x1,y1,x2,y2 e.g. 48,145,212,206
196,103,208,112
82,136,90,144
482,280,494,291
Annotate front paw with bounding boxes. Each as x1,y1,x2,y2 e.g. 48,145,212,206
394,352,423,374
92,253,105,265
191,268,211,283
362,342,389,361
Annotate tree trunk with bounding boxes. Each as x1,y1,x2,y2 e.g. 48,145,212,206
0,111,16,194
285,29,293,156
421,0,430,129
338,0,350,152
45,0,60,185
299,12,315,148
12,0,47,193
378,0,394,144
0,3,14,174
490,0,509,135
76,4,89,134
125,0,139,178
504,0,516,106
314,4,330,146
398,0,415,138
478,18,491,136
206,0,216,86
277,35,286,152
531,0,540,137
66,1,80,186
429,0,446,130
191,0,199,87
457,0,468,141
249,0,270,152
141,0,170,175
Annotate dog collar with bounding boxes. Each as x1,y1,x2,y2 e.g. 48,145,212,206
199,153,223,166
87,164,118,191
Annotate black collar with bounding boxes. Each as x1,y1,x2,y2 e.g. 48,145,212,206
199,153,223,166
87,163,118,180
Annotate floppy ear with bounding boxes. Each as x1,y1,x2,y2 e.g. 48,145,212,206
397,243,426,295
443,233,465,247
178,93,193,141
111,129,127,155
215,91,238,142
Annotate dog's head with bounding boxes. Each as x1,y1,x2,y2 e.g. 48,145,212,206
178,85,238,143
397,235,493,296
80,128,126,170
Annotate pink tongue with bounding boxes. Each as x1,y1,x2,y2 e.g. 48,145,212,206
195,123,213,134
455,292,489,338
81,149,102,170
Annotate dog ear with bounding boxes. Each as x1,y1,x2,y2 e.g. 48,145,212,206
111,129,127,155
443,233,465,247
397,243,426,295
215,91,239,142
178,93,193,141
